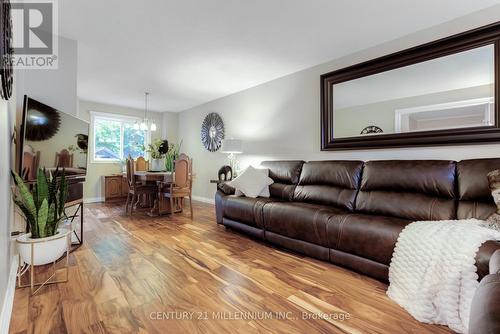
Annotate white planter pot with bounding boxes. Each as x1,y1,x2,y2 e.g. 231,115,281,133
150,158,164,171
17,228,71,266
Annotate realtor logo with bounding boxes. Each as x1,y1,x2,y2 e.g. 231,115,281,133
10,0,58,69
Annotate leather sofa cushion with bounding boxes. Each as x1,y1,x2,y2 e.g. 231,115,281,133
458,158,500,200
223,196,278,228
457,201,496,220
357,160,456,221
356,190,456,221
268,183,297,201
260,160,304,201
457,158,500,219
361,160,456,197
327,214,411,265
260,160,304,184
263,202,346,247
294,160,363,210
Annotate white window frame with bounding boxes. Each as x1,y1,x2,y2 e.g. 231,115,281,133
90,111,151,163
394,97,495,133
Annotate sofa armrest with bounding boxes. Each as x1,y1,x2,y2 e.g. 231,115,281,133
469,273,500,334
475,241,500,280
469,248,500,334
217,182,235,195
214,190,226,224
490,250,500,274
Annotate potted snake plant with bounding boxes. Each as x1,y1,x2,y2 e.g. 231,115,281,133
165,141,182,172
12,168,70,265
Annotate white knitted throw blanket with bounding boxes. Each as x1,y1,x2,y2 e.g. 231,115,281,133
387,219,500,334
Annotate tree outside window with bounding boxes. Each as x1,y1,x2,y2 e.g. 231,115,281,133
92,114,149,162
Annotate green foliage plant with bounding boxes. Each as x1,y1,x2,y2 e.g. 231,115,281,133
165,140,183,172
11,168,68,239
145,138,168,159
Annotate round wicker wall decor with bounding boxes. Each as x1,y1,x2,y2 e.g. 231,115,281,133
201,112,225,152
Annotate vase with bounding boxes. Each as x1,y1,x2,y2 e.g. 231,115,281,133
17,227,71,266
150,158,164,171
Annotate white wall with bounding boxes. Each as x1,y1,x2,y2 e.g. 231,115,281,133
78,99,179,201
15,36,78,116
0,92,16,330
13,33,181,202
178,8,500,202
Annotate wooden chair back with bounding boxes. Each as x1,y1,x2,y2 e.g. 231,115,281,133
178,153,193,189
174,155,191,189
126,157,136,189
178,153,189,161
135,156,148,171
22,145,40,181
55,149,73,168
159,153,193,218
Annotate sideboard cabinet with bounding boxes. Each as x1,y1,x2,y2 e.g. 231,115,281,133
103,175,128,201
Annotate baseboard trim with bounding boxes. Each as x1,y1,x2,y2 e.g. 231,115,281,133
192,195,215,204
0,256,18,334
84,197,104,203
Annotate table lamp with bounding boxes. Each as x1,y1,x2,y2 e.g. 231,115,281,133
221,139,243,176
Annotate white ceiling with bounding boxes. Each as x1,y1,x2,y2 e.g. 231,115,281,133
58,0,500,112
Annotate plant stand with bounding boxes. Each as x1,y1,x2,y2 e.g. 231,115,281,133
16,229,72,295
65,199,84,251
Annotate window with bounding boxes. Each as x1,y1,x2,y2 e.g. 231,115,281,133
91,112,149,162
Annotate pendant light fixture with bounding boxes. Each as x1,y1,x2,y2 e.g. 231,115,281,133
134,92,157,131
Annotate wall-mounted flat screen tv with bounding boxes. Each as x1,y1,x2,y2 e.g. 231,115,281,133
20,96,89,182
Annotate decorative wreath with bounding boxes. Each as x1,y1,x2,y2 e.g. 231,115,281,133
201,112,225,152
360,125,383,135
0,0,13,100
25,99,61,141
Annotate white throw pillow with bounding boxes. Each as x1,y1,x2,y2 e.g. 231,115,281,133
233,168,271,197
227,166,273,198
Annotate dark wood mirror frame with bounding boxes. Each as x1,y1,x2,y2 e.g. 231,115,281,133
320,22,500,151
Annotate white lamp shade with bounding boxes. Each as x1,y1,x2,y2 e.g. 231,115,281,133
221,139,243,153
150,122,157,131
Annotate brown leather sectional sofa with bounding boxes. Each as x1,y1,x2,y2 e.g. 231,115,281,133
215,158,500,333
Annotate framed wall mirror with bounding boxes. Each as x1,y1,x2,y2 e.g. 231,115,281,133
321,23,500,150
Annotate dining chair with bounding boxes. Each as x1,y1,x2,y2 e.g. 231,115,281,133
22,145,40,181
135,156,149,171
125,157,157,215
55,149,73,168
178,153,193,202
157,154,193,218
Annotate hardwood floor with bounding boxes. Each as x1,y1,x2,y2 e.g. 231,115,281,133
9,201,452,334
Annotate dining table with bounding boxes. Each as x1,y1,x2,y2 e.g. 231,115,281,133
133,171,177,216
134,170,173,183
